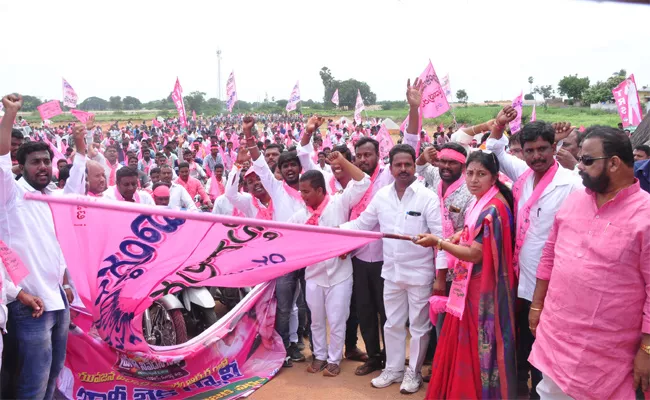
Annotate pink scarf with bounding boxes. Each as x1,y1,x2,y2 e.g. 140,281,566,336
209,175,225,201
446,185,500,319
252,197,274,220
306,195,330,226
437,176,466,269
141,158,153,174
108,162,119,186
511,162,559,278
349,165,380,220
329,175,340,194
0,240,30,286
283,182,303,202
114,186,141,203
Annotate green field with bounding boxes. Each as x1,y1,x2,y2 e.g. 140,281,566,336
21,105,621,129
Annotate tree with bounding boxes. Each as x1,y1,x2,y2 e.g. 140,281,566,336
534,85,555,100
582,70,627,104
122,96,142,110
557,75,590,100
276,99,288,109
524,93,535,101
20,95,43,112
78,96,109,111
320,67,334,90
184,91,207,114
456,89,468,105
109,96,123,110
319,67,376,108
528,76,534,94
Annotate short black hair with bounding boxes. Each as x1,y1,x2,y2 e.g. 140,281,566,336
508,132,520,147
155,152,166,159
635,144,650,157
149,167,161,175
355,137,379,155
299,170,326,193
440,142,467,157
178,161,190,170
128,156,138,163
214,163,224,170
278,150,301,170
16,141,53,165
266,143,283,153
116,166,139,183
11,129,24,140
183,148,193,155
332,145,352,162
583,126,635,167
152,181,170,191
317,151,326,157
58,166,70,182
519,121,555,147
389,144,416,164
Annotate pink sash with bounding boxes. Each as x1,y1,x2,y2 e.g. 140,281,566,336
511,162,559,278
306,195,330,225
114,186,141,203
252,197,274,220
349,166,380,220
446,185,499,319
283,182,303,202
108,162,119,186
0,240,30,284
209,175,224,201
328,175,340,194
437,176,466,269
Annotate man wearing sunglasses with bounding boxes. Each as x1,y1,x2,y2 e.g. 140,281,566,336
528,126,650,399
486,106,583,399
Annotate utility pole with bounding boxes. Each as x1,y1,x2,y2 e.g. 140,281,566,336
216,49,222,101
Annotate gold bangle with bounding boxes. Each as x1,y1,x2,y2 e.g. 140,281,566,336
436,238,447,251
530,306,543,312
640,344,650,355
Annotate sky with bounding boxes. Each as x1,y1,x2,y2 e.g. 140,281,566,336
1,0,649,104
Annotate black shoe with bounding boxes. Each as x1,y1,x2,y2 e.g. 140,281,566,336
282,356,293,368
296,341,305,351
288,343,306,362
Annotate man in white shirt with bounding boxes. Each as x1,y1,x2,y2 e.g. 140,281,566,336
224,164,272,220
103,167,155,205
341,144,446,394
316,151,332,174
0,94,86,399
86,160,107,196
159,165,197,211
486,107,582,398
288,152,370,377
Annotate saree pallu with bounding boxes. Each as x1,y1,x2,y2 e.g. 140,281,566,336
426,196,517,399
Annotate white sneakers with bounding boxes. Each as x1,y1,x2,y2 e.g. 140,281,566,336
371,369,404,388
400,367,423,394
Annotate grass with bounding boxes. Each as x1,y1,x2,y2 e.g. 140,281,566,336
22,105,621,129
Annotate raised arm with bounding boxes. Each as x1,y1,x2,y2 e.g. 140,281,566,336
63,125,89,195
329,151,369,210
242,116,261,161
415,147,440,187
0,95,22,206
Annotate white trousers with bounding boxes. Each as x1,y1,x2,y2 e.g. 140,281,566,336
289,284,300,343
536,374,574,400
383,279,432,374
305,277,353,364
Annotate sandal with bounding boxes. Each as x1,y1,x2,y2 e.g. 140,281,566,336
345,347,369,362
307,359,327,373
355,359,382,376
323,363,341,377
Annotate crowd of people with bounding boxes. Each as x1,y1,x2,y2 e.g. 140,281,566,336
0,80,649,399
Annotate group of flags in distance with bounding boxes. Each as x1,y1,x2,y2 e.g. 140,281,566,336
27,65,645,131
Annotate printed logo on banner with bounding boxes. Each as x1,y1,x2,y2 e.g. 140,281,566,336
115,353,190,382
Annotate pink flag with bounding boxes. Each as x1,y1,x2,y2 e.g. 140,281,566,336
0,241,30,284
27,194,380,352
286,81,300,112
510,91,524,134
530,104,537,122
419,60,450,119
331,89,339,106
441,74,452,98
37,100,63,120
376,124,394,160
192,110,197,121
226,71,238,112
62,78,78,108
42,134,65,165
152,118,161,128
354,90,364,124
171,77,187,127
70,109,94,124
612,74,643,128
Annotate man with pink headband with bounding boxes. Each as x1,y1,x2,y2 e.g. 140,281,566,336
152,183,171,207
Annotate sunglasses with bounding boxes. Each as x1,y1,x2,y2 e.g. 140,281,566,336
577,155,610,166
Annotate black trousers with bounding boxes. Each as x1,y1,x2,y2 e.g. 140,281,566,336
517,299,543,397
345,286,359,349
352,257,386,361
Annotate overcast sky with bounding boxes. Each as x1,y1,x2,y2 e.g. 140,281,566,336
1,0,649,104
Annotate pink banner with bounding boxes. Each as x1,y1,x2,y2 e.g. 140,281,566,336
171,78,187,127
226,71,238,112
376,124,394,160
0,240,30,284
510,92,524,134
71,109,94,124
331,89,339,106
25,194,380,353
286,81,300,112
419,60,450,119
63,78,78,108
530,104,536,122
612,74,643,128
59,282,284,400
37,100,63,120
152,118,161,128
354,90,364,124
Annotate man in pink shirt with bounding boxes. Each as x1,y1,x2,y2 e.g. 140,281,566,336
176,161,212,209
529,126,650,399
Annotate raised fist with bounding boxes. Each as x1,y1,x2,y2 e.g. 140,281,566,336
552,122,574,143
2,94,23,113
242,116,256,131
495,105,517,127
306,116,324,134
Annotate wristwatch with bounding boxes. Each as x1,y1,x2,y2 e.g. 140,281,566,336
62,284,72,291
640,343,650,355
437,237,448,251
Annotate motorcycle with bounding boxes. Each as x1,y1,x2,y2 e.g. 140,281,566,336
143,287,218,346
210,287,251,311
